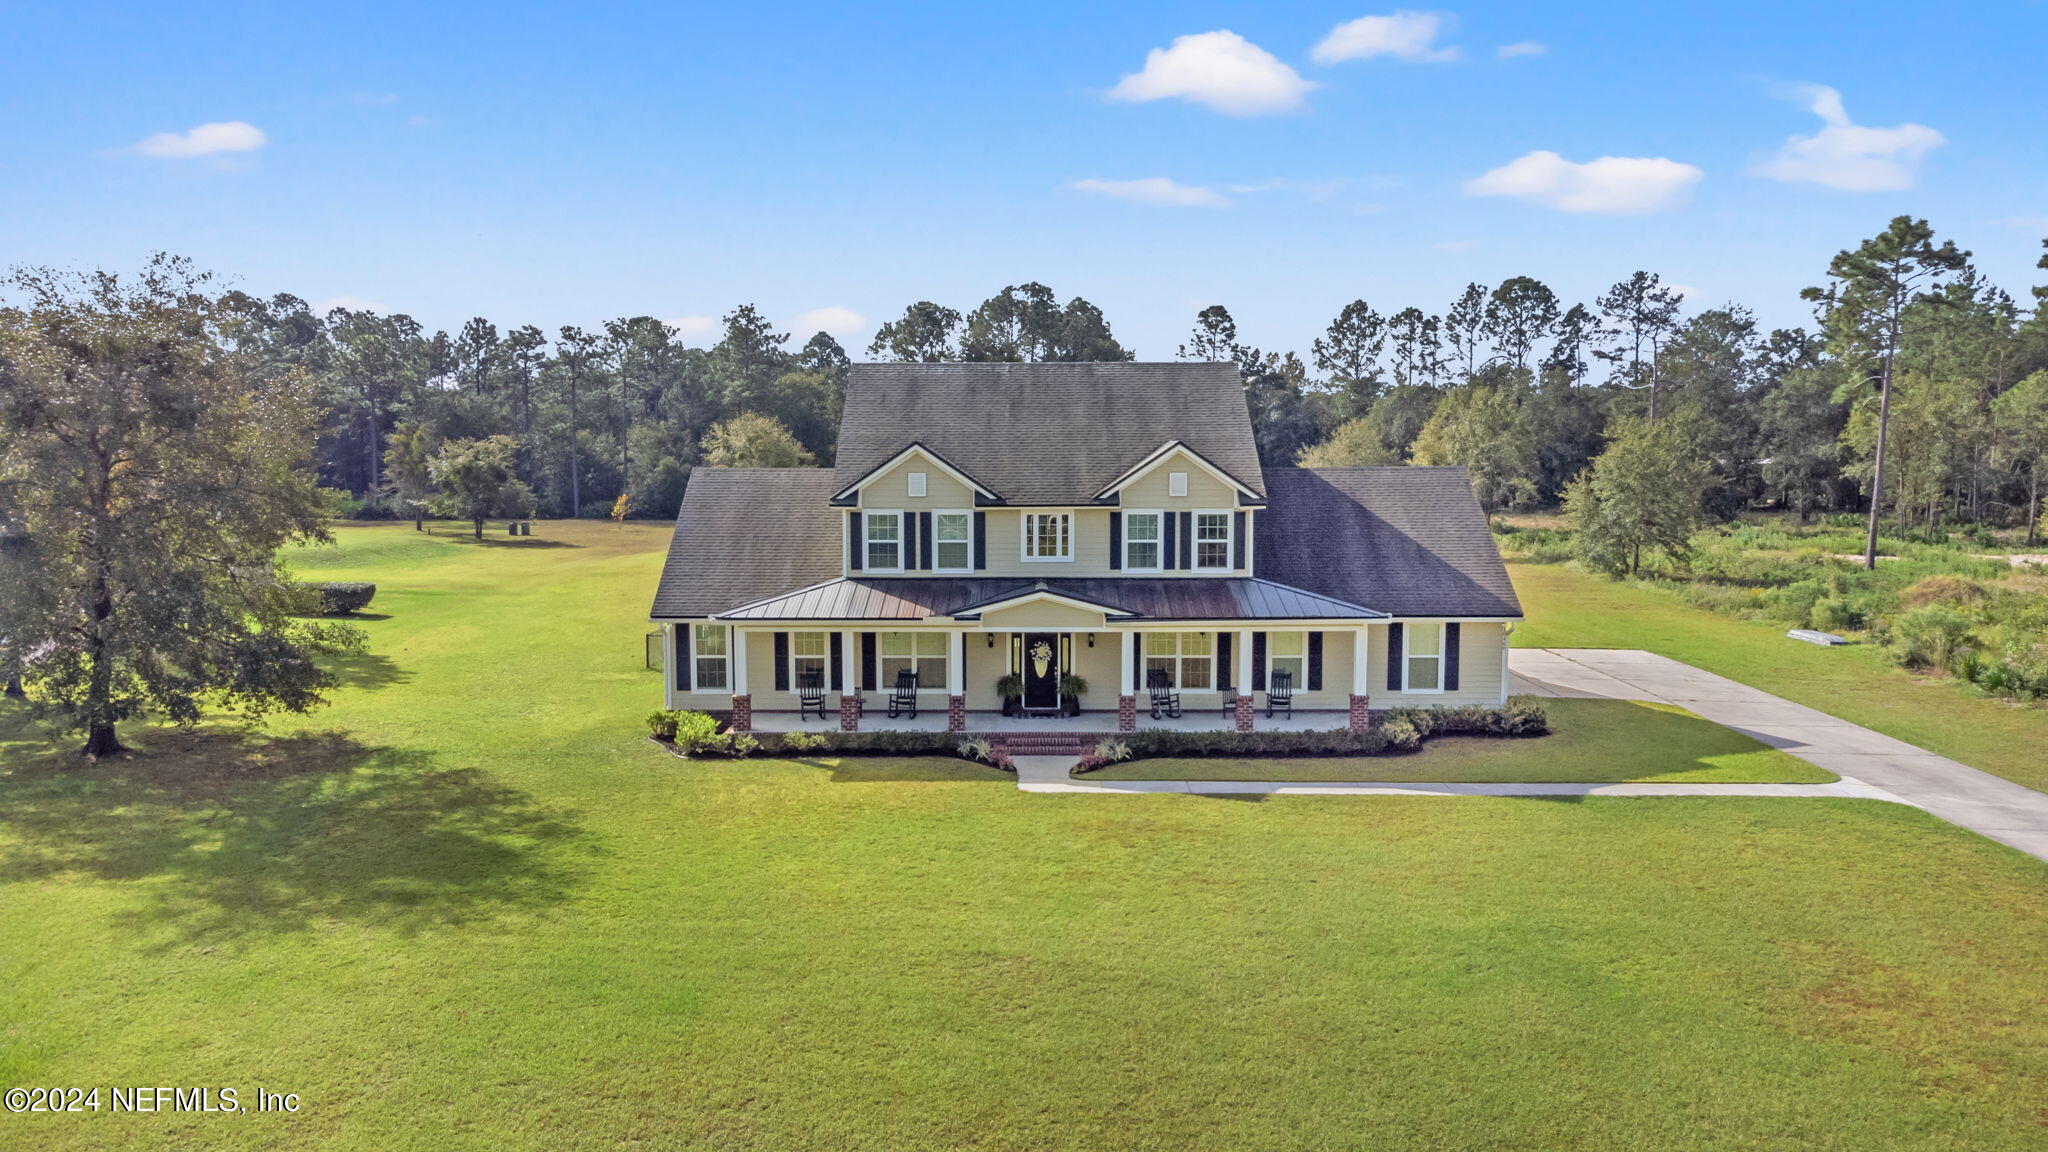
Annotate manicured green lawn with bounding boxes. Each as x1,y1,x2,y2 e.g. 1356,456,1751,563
4,522,2048,1150
1510,561,2048,794
1086,697,1833,783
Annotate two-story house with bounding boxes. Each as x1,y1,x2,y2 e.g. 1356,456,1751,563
650,362,1522,733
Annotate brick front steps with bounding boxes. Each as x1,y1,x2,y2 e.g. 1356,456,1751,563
988,732,1101,759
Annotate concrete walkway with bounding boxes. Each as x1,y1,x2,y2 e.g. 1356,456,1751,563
1016,648,2048,864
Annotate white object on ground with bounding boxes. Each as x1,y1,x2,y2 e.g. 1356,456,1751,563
1787,629,1847,646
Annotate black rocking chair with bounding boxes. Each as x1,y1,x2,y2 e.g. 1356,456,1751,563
1147,669,1181,720
797,668,828,722
887,669,920,719
1266,668,1294,719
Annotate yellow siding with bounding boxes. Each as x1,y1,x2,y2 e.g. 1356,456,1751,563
1118,449,1238,508
1364,621,1508,708
854,456,975,509
979,601,1111,630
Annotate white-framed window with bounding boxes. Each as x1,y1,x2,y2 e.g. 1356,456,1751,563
933,511,972,572
880,632,948,688
1169,471,1188,497
907,471,927,497
864,510,903,571
1403,623,1445,693
1193,511,1232,570
1268,631,1305,692
1123,511,1162,571
1145,631,1213,690
789,631,828,690
1021,512,1073,562
692,623,729,691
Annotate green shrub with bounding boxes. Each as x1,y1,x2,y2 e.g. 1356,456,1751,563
1810,594,1866,633
1900,574,1986,609
297,581,377,614
780,731,829,752
647,709,683,740
1888,605,1974,669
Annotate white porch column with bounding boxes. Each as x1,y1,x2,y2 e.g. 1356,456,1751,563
663,624,678,709
729,627,752,732
1234,628,1255,732
839,629,860,731
1117,630,1137,731
1350,625,1372,732
946,629,966,731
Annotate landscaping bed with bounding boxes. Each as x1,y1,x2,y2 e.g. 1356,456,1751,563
1083,698,1831,783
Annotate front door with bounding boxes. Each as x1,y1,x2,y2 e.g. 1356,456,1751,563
1021,632,1061,712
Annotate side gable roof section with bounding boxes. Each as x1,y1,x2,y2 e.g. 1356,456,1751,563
828,441,1002,506
1091,440,1267,504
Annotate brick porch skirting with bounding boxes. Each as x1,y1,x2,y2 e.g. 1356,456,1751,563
947,695,967,731
731,694,753,733
1233,694,1255,732
1348,693,1371,732
839,694,861,732
1117,694,1137,732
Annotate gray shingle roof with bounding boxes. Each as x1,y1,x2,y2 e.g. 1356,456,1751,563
711,577,1381,621
648,469,843,618
1256,467,1522,618
833,362,1264,505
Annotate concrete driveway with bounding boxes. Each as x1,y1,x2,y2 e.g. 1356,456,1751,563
1512,649,2048,862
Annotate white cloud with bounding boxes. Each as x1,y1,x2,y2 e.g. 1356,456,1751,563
133,121,267,159
1465,150,1703,214
665,316,720,342
1496,41,1547,59
1312,12,1460,65
312,295,384,314
1072,177,1232,208
794,306,866,335
1107,31,1315,116
1749,85,1944,191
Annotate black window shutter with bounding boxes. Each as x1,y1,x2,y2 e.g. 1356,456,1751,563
973,512,986,569
1308,632,1324,691
904,513,918,570
1179,512,1193,569
773,632,789,691
1251,631,1267,691
1217,632,1233,692
1233,511,1246,569
829,632,843,691
919,512,933,570
849,512,862,570
1445,623,1462,691
1130,633,1141,691
1386,623,1403,691
1108,512,1122,570
860,632,876,691
675,625,692,691
1162,511,1176,570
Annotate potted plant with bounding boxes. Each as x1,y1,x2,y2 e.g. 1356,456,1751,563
995,673,1024,716
1057,673,1088,718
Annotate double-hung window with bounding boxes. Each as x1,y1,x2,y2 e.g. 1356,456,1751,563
1022,512,1072,562
789,631,828,690
1404,624,1445,693
1193,512,1232,570
864,511,903,571
1123,511,1161,570
1268,631,1305,690
933,511,972,572
691,624,729,691
879,632,947,688
1145,632,1213,690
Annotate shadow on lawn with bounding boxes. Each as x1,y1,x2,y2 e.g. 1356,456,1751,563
325,649,411,692
792,756,1013,784
0,723,593,944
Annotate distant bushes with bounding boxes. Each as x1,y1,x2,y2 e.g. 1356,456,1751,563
296,581,377,614
1075,701,1548,771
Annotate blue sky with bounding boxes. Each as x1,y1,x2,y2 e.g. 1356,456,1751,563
3,1,2044,358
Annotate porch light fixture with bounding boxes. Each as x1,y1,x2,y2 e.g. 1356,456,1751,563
986,634,994,648
1086,633,1095,647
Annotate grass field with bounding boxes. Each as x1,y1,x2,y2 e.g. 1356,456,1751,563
4,521,2048,1150
1088,697,1831,782
1508,562,2048,794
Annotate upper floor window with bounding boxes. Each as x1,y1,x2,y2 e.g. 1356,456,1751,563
1022,512,1072,562
933,511,972,572
1194,512,1232,570
1404,623,1445,693
864,511,902,570
692,624,729,691
1169,471,1188,497
907,471,927,497
1124,511,1161,571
